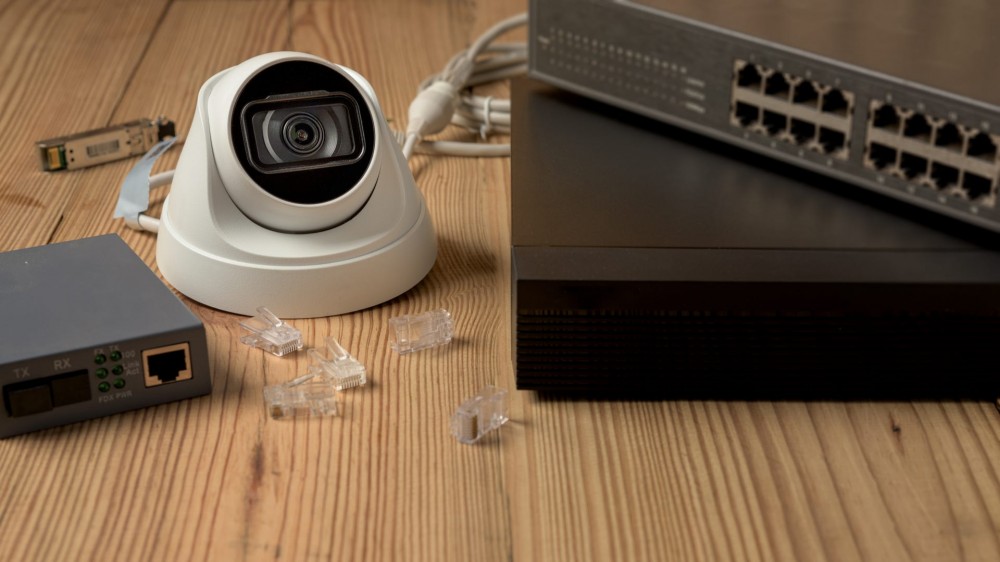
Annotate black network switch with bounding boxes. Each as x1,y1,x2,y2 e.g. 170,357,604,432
529,0,1000,233
511,77,1000,399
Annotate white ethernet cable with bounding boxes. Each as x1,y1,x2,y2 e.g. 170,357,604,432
112,136,176,234
131,170,173,233
401,12,528,159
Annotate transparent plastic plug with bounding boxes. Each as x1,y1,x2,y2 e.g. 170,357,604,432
307,336,367,390
263,373,339,419
239,307,304,357
388,308,454,354
450,385,508,444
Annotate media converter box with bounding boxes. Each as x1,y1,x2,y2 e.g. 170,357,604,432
0,235,211,438
530,0,1000,233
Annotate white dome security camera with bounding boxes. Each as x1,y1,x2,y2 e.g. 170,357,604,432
156,52,436,318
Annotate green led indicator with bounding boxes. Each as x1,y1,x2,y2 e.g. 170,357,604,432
110,350,123,362
95,368,109,379
98,382,111,393
113,378,126,389
94,354,107,365
112,365,124,376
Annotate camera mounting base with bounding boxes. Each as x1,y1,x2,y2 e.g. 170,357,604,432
157,198,436,318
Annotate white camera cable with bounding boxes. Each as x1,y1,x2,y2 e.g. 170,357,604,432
400,12,528,159
112,137,176,233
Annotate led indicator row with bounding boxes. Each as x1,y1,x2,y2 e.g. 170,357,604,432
97,379,126,393
93,350,123,365
94,350,127,393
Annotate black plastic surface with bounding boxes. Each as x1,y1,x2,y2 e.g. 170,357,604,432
5,384,53,418
511,78,1000,399
512,81,997,253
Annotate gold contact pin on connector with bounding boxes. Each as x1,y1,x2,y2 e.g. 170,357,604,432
44,146,65,171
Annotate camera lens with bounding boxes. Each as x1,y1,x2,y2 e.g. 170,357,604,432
242,89,366,181
282,113,324,155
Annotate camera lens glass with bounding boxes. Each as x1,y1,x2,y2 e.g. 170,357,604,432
282,113,324,155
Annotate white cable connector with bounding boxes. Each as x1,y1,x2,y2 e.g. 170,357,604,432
405,80,460,154
400,12,528,160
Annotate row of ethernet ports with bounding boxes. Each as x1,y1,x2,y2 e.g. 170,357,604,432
869,102,998,162
731,60,998,204
734,61,852,117
865,143,996,202
733,102,848,156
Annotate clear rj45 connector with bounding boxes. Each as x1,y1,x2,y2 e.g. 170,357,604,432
263,373,340,419
450,385,508,444
263,337,366,420
239,306,304,357
307,337,367,390
388,308,454,354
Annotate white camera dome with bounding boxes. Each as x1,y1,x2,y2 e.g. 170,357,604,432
156,52,436,317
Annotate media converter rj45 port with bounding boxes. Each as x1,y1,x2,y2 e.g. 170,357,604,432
0,235,211,438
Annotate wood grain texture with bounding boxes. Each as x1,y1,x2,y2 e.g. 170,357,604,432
0,0,171,251
1,1,999,561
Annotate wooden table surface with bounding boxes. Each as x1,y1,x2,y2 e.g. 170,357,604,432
2,1,999,561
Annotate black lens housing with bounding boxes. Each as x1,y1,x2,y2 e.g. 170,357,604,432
241,91,365,173
231,60,376,205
